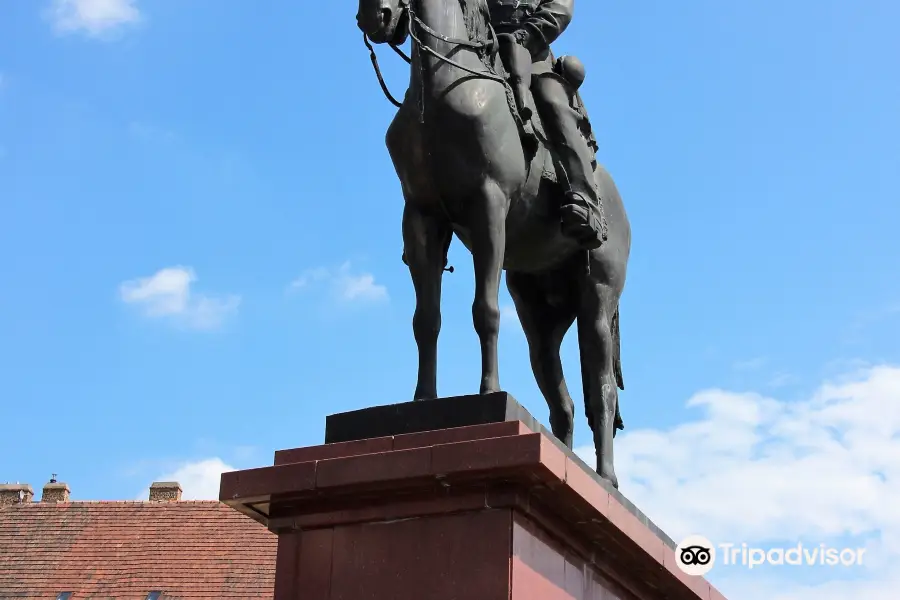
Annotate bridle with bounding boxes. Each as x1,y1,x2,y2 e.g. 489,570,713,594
363,0,506,109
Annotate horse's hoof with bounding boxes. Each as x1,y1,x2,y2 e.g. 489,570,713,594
598,471,618,489
597,465,618,489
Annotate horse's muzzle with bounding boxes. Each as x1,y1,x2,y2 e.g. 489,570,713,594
357,8,393,43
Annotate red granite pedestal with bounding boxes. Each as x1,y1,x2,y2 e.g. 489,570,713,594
220,396,727,600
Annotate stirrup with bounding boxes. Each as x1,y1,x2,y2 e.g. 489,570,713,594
561,191,607,249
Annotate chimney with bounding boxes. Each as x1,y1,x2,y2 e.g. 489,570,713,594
149,481,182,502
41,474,70,503
0,483,34,507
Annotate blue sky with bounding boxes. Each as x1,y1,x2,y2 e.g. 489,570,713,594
1,1,898,598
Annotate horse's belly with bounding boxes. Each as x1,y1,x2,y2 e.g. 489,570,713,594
452,218,577,274
504,221,577,273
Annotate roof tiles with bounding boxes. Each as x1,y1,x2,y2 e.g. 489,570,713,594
0,501,276,599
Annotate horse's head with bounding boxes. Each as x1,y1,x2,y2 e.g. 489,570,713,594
357,0,410,45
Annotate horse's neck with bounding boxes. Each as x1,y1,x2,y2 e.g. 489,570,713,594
411,0,485,92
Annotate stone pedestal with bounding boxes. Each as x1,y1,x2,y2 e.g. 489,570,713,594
220,393,727,600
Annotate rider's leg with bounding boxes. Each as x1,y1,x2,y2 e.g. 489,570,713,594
532,74,607,250
497,33,533,123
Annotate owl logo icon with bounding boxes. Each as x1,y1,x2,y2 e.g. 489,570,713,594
675,535,716,576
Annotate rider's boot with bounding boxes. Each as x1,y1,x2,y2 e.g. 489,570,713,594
556,135,607,250
533,73,607,250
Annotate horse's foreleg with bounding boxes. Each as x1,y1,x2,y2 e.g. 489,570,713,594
507,271,577,447
469,181,508,395
403,204,452,400
577,280,620,488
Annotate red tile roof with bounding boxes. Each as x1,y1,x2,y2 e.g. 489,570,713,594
0,501,276,599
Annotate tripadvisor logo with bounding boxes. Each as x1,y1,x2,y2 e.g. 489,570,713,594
675,535,867,575
675,535,716,576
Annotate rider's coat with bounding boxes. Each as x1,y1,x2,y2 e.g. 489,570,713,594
488,0,573,66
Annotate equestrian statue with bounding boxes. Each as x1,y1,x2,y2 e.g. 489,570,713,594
357,0,631,488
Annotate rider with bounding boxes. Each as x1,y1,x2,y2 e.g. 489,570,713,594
489,0,606,249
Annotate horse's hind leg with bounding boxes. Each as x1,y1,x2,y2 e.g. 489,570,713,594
403,203,452,400
507,271,577,448
576,277,621,488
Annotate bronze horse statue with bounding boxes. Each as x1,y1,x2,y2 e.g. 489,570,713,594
357,0,631,487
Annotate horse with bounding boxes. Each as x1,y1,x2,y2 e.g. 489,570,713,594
356,0,631,488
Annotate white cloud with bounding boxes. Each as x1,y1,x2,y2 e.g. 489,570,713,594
500,305,518,323
119,266,240,330
45,0,141,38
575,364,900,599
848,302,900,337
768,371,799,388
289,262,388,304
233,445,258,462
139,458,235,501
500,304,523,334
733,356,767,371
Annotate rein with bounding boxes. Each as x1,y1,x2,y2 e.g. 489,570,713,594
363,0,506,110
363,33,409,108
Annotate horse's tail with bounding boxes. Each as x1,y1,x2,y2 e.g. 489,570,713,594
612,305,624,391
612,305,624,434
581,304,625,435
